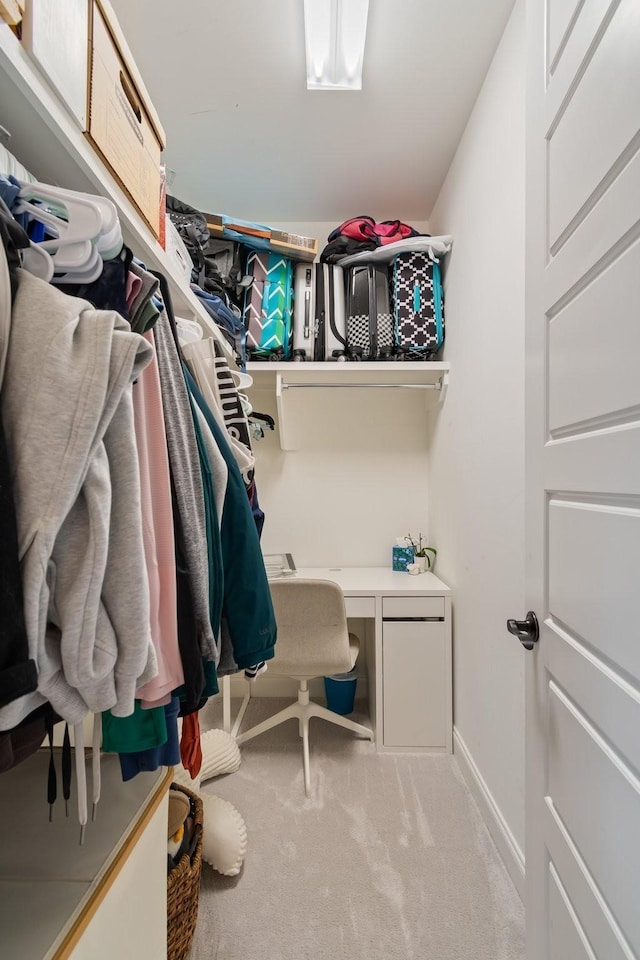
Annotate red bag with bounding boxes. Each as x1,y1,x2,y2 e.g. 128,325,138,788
329,216,377,242
328,216,422,246
374,220,419,244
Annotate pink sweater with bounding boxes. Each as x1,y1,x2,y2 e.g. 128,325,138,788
134,332,183,706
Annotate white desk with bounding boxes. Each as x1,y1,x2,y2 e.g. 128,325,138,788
223,566,452,753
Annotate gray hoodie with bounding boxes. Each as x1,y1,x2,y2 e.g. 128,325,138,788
0,269,158,730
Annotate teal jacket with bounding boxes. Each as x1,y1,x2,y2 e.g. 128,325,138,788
184,369,276,669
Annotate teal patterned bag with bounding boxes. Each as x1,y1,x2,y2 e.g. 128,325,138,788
243,251,293,359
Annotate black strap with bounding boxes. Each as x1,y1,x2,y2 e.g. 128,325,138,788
251,410,275,429
327,266,347,349
314,263,325,361
368,267,377,359
184,224,206,287
46,713,57,821
62,724,72,817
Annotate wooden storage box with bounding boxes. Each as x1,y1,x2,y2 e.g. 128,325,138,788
87,0,165,237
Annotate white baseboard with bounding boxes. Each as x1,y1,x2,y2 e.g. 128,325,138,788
453,727,525,901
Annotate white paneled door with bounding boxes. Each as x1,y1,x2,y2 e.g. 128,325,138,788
525,1,640,958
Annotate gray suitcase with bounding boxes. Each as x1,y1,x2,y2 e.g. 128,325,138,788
293,263,347,360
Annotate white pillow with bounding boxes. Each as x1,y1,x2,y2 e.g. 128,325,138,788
200,794,247,877
172,728,241,793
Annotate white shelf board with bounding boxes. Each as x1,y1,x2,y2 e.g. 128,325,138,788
246,361,449,449
0,23,234,361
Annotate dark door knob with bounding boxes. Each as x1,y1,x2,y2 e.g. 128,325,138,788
506,611,539,650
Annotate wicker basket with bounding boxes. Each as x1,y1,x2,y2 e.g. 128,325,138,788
167,783,204,960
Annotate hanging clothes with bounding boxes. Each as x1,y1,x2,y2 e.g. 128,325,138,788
0,269,157,731
153,309,216,663
118,694,181,781
182,374,224,670
0,235,37,709
0,159,277,801
184,368,277,671
155,304,224,714
128,261,161,333
57,244,133,320
153,268,276,674
0,703,59,773
182,337,255,479
133,331,184,707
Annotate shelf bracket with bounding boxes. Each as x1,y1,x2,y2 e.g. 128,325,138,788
438,370,449,404
275,373,297,451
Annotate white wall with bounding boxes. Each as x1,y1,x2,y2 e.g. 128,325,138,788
249,219,433,568
427,0,526,887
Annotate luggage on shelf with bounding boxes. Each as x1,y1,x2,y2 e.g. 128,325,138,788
292,263,347,361
392,250,444,357
292,263,318,360
166,194,210,285
345,264,394,360
243,251,293,359
166,195,251,305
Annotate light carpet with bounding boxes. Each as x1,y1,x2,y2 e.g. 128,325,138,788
189,697,525,960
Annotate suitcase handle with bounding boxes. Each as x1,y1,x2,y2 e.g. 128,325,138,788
413,283,421,313
328,267,347,348
304,289,310,339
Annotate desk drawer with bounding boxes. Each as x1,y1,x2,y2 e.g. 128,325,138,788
345,596,376,618
382,596,444,619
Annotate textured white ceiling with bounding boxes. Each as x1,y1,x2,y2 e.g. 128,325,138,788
111,0,515,223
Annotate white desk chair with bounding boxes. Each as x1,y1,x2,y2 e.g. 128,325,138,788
236,578,374,795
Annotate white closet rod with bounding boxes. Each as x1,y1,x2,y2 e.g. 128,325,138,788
280,382,442,390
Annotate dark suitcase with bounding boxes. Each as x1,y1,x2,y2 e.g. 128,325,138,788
392,251,444,357
292,263,348,361
345,264,394,360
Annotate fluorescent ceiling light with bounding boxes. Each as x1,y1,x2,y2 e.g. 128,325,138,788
304,0,369,91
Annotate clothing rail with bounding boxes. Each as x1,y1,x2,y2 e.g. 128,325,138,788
273,368,449,448
280,381,442,390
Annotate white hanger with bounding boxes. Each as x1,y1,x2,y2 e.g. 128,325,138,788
12,202,101,274
231,369,254,390
176,316,204,345
15,181,113,281
65,191,121,258
18,181,122,257
52,245,104,284
15,184,104,247
20,242,54,282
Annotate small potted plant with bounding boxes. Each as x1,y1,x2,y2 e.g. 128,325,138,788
405,534,437,574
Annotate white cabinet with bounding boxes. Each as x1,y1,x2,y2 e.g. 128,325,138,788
0,752,171,960
380,595,452,752
295,569,453,753
68,794,168,960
